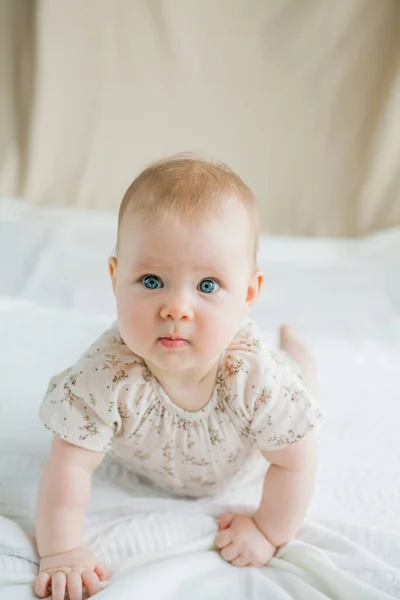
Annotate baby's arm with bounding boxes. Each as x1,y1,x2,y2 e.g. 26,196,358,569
35,436,108,599
216,431,316,566
254,430,316,547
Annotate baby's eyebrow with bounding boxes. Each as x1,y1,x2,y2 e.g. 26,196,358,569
133,261,166,271
131,260,228,276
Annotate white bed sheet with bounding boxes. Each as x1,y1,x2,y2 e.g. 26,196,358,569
0,199,400,598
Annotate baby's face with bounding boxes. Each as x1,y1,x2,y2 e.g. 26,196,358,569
109,197,262,374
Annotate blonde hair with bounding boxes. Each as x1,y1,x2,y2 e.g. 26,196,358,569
117,155,260,263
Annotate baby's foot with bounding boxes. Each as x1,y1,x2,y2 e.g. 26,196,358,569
279,325,317,393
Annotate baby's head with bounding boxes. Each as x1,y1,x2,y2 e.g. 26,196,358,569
109,155,263,374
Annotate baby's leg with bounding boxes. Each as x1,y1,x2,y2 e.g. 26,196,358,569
279,325,317,394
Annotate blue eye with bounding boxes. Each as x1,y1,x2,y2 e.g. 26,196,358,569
198,279,220,294
141,275,163,290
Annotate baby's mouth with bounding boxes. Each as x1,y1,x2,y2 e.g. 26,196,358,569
158,337,189,349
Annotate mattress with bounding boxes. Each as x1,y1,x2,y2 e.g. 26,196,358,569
0,198,399,599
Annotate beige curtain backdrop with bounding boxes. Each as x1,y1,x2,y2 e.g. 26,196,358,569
1,0,400,236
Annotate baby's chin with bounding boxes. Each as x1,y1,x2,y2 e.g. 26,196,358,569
145,353,209,373
143,347,223,373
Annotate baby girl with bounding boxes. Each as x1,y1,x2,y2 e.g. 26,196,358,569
35,156,321,600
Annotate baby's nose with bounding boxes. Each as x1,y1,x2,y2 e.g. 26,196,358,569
160,294,194,320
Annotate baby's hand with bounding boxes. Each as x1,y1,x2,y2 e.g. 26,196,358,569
215,513,277,567
35,547,109,600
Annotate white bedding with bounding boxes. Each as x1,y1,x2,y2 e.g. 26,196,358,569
0,199,399,599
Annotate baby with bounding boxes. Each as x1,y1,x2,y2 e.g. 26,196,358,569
34,156,321,600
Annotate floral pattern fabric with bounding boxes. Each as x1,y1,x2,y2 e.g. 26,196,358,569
40,319,321,497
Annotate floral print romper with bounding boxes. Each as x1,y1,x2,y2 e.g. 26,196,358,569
40,319,321,497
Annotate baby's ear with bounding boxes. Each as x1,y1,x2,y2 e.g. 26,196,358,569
245,269,263,308
108,257,118,295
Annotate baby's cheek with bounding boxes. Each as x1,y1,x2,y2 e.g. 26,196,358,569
116,292,149,344
199,307,238,352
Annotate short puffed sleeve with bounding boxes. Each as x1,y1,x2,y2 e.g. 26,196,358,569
39,324,143,452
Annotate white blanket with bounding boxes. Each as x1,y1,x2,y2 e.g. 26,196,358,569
0,199,399,598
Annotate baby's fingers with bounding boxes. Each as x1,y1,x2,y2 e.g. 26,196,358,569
218,513,235,531
94,561,110,581
231,555,250,567
82,569,101,596
215,529,232,549
51,572,67,600
220,543,240,563
67,571,83,600
34,572,51,598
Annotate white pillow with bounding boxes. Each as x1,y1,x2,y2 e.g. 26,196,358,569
0,299,111,449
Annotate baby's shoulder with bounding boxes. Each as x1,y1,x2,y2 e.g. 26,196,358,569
83,322,140,364
40,324,153,450
223,319,280,379
76,322,144,375
221,319,304,415
46,323,149,402
220,321,320,449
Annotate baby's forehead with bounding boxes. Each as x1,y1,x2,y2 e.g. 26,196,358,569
120,199,251,238
117,200,255,267
118,229,251,275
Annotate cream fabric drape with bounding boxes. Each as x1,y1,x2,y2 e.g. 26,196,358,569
1,0,400,236
0,0,34,196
